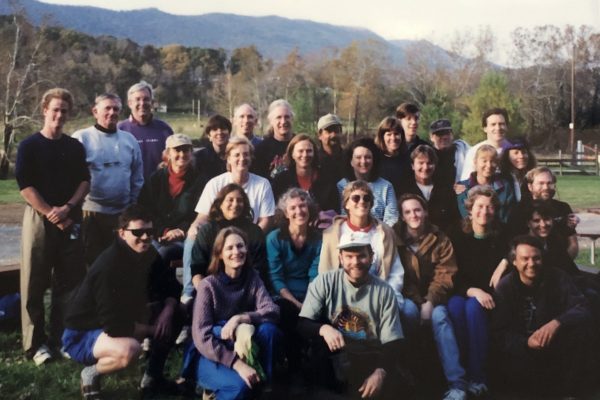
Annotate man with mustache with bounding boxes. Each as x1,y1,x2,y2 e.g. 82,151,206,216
317,113,344,182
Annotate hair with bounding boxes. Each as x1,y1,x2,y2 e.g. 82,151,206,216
343,137,382,182
234,103,257,119
267,99,294,122
208,183,253,222
275,187,319,230
118,204,153,229
461,185,501,234
523,199,555,222
206,227,250,276
374,117,407,155
474,144,498,162
525,166,556,185
283,134,320,169
500,139,537,179
225,136,254,171
395,102,420,119
410,144,438,164
397,193,432,238
203,114,232,138
481,107,509,128
341,180,374,216
127,81,153,100
94,93,122,108
508,234,544,263
41,88,74,112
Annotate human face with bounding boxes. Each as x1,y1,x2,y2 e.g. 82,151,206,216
93,98,121,130
345,189,372,219
318,125,341,151
284,196,310,227
401,199,426,231
118,219,153,254
528,172,556,200
351,146,373,178
400,114,419,142
221,233,247,276
527,211,553,238
227,144,251,173
167,145,192,171
127,89,152,123
270,106,293,141
42,98,70,135
513,244,543,286
383,129,402,155
292,139,314,169
508,148,529,171
235,105,256,137
220,190,245,220
470,195,495,230
430,131,453,150
483,114,507,146
475,152,497,181
339,247,373,286
412,155,435,185
209,127,230,150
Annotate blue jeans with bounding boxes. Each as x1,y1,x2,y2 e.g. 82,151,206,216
181,237,195,298
399,299,466,390
447,295,488,385
196,322,281,399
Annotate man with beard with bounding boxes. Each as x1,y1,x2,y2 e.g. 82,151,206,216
118,81,173,179
233,103,262,147
317,113,344,182
428,119,470,187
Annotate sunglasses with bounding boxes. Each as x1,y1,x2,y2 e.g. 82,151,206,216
350,194,373,203
124,228,154,238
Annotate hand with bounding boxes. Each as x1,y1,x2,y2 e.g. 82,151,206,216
489,259,509,289
192,274,203,290
160,228,185,243
567,213,580,229
221,315,241,341
530,319,561,349
467,288,495,310
187,224,198,240
153,303,175,340
527,334,542,349
454,183,467,195
319,324,345,352
56,218,73,231
46,205,70,224
420,301,433,323
358,368,386,398
233,359,260,388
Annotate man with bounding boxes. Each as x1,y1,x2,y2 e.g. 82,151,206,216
317,113,344,182
298,232,405,399
233,103,262,146
429,119,470,186
62,205,184,398
460,108,512,180
252,99,294,179
118,81,173,179
16,88,90,364
492,235,594,397
73,93,144,266
396,102,429,152
507,167,579,258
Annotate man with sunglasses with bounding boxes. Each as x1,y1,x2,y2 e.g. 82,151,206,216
62,205,184,399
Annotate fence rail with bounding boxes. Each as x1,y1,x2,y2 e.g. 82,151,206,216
537,144,599,176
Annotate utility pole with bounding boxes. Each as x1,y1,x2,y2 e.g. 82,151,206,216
569,43,575,157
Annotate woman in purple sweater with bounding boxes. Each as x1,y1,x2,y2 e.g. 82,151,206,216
192,227,280,399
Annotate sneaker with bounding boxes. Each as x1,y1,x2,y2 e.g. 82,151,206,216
175,325,190,346
443,388,467,400
32,344,53,366
467,382,489,397
80,376,102,400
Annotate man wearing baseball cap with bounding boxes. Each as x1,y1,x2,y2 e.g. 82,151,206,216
317,113,344,182
429,119,470,186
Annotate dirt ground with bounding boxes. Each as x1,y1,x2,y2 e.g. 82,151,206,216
0,203,24,224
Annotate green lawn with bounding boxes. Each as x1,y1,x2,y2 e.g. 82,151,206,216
0,179,22,204
555,175,600,210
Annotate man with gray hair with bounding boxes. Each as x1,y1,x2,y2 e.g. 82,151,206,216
252,99,294,180
73,93,144,266
118,81,173,179
233,103,262,146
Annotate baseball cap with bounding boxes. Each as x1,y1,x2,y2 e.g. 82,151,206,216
429,119,453,134
165,134,192,149
318,113,342,131
337,231,372,250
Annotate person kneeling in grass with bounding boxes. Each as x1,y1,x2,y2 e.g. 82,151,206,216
62,205,184,399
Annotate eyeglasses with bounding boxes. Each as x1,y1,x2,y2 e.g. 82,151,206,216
350,194,373,203
124,228,154,238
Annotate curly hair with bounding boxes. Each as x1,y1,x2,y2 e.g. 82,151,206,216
208,184,254,222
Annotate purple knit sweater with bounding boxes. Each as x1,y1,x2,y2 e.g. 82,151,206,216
192,268,279,367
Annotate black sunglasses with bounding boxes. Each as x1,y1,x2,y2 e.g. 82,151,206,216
124,228,154,238
350,194,373,203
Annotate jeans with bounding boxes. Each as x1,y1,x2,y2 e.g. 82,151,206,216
181,236,195,298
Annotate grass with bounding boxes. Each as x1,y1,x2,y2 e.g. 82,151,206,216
0,180,23,204
555,175,600,210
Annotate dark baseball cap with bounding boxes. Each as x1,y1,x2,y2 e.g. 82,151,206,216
429,119,453,134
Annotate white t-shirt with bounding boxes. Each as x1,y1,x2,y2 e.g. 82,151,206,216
194,172,276,223
416,183,434,201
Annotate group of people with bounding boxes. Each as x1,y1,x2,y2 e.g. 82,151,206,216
15,82,600,400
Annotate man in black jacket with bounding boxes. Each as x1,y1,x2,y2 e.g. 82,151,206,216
62,205,183,398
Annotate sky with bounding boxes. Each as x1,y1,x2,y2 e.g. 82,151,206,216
41,0,600,63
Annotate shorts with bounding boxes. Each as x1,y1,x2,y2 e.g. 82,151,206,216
61,328,103,365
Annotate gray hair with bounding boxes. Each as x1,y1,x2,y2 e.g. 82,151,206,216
94,93,122,108
267,99,294,122
277,187,314,214
127,81,153,100
234,103,257,119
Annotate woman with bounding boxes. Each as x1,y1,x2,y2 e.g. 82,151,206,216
320,180,404,305
456,144,515,222
500,137,536,202
192,227,280,399
137,133,205,266
271,134,340,217
337,137,399,226
393,194,465,400
374,116,410,196
194,114,231,180
266,188,322,374
448,186,509,397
